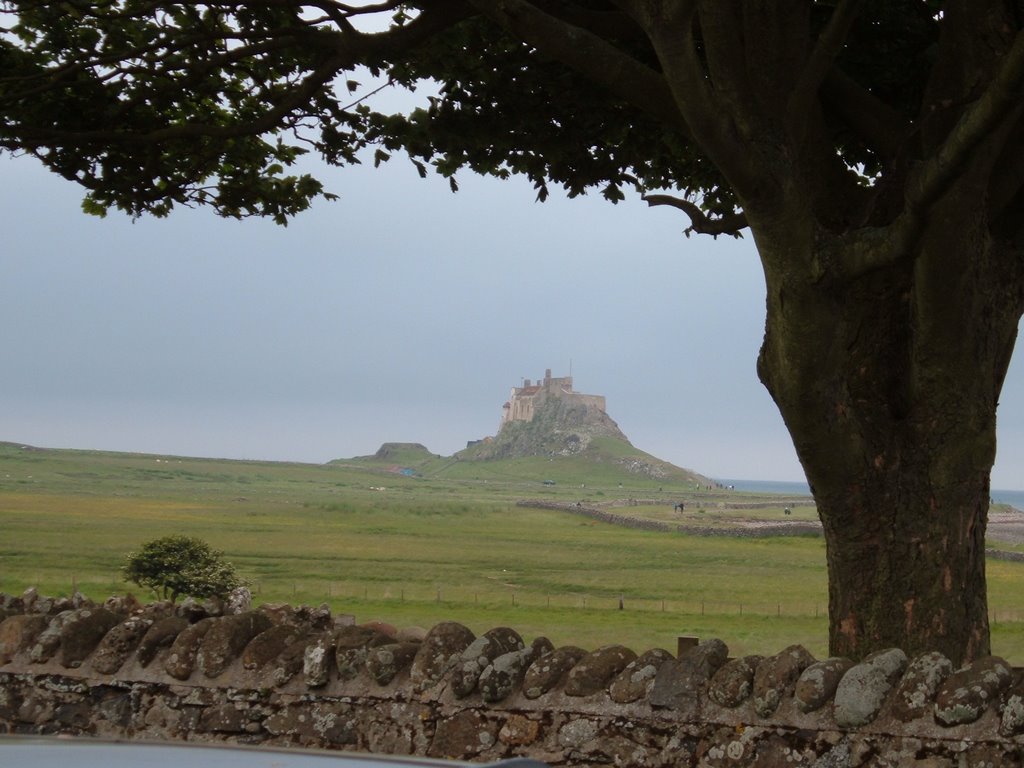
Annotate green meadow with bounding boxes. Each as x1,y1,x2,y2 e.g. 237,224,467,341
3,441,1024,662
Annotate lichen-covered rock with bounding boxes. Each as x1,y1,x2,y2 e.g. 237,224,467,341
451,627,525,698
270,638,308,686
20,587,39,613
335,625,397,681
651,638,729,713
0,592,20,610
50,598,74,615
1000,693,1024,736
263,702,355,743
530,636,555,659
58,608,122,668
557,717,600,749
197,611,273,678
102,594,141,615
242,624,309,670
303,632,337,688
709,655,763,708
609,648,674,704
397,626,427,643
0,614,49,663
795,657,854,713
890,651,954,721
752,644,815,717
834,648,908,727
197,702,248,733
225,587,252,615
163,617,216,680
137,616,188,667
499,714,541,747
523,645,587,699
29,610,74,663
176,598,212,622
479,646,536,703
409,621,476,692
92,615,154,674
565,644,637,697
366,641,421,685
360,620,397,638
428,709,498,759
934,655,1013,726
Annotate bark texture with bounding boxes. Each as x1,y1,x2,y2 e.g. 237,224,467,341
754,195,1022,664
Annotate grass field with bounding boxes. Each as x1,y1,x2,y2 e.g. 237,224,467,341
3,441,1024,661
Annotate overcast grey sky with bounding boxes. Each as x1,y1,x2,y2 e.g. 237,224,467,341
4,149,1024,487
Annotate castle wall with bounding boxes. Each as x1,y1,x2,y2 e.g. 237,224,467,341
2,594,1024,766
568,394,605,413
499,372,605,432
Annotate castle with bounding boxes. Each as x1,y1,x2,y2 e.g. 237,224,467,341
500,368,607,430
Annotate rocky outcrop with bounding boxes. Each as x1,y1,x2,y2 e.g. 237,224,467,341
470,397,629,460
1,590,1023,767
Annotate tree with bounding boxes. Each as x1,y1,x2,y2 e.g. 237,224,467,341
122,535,244,603
2,2,1023,664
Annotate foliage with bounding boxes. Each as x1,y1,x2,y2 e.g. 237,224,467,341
122,535,244,603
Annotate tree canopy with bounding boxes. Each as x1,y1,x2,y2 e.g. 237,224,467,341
122,535,244,603
4,1,1024,664
0,1,948,229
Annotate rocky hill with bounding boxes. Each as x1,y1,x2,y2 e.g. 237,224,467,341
463,395,629,460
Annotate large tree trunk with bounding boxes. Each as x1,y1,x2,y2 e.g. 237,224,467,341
754,191,1021,666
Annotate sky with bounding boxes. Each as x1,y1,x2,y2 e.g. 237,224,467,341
4,141,1024,487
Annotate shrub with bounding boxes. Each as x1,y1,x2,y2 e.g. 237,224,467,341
122,535,244,603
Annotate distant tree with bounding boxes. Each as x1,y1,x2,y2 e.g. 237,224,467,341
122,535,244,603
3,2,1023,664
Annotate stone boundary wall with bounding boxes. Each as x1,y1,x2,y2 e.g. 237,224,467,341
2,589,1024,767
604,499,817,511
987,549,1024,563
517,501,823,538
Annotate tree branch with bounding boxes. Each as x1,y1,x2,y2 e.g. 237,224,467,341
897,29,1024,246
1,1,473,149
786,0,863,141
989,111,1024,238
820,68,910,161
641,193,747,238
465,0,689,134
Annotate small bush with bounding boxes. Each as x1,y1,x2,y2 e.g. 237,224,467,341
122,535,244,603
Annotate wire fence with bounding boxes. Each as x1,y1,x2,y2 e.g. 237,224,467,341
235,580,1024,624
15,572,1024,626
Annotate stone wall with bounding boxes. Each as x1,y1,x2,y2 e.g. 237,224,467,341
2,589,1024,767
517,501,823,538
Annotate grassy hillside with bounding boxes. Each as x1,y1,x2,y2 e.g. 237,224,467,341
335,436,709,492
3,441,1024,660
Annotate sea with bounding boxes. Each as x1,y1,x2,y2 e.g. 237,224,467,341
718,478,1024,510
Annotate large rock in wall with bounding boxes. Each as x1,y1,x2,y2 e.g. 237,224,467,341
1,590,1023,766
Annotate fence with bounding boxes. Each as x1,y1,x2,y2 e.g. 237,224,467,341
227,580,1024,625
